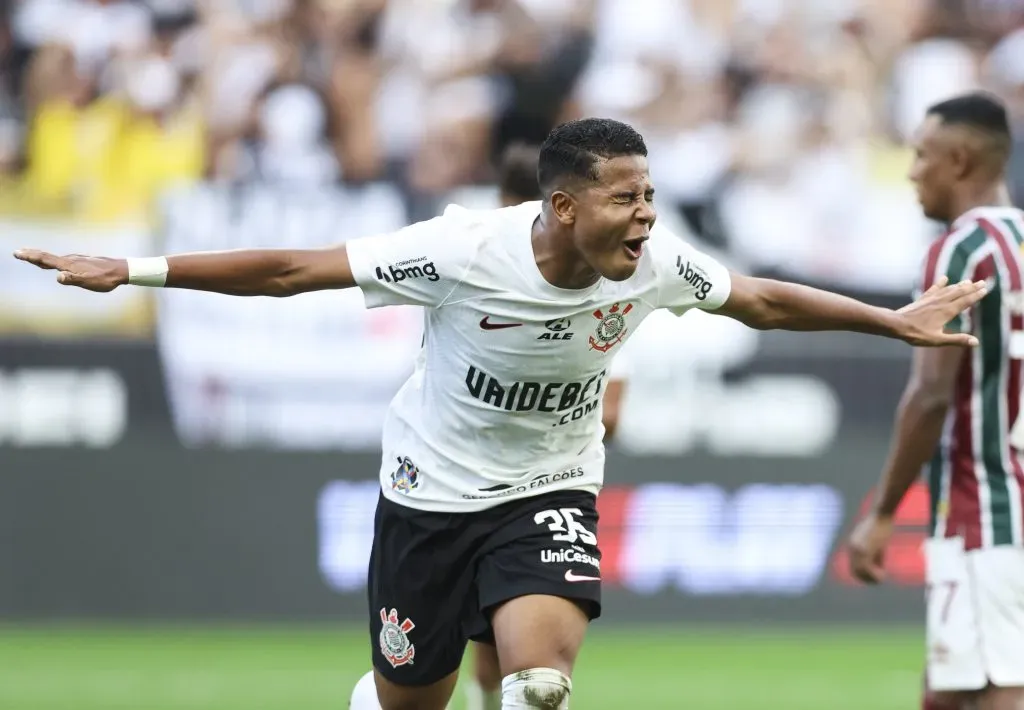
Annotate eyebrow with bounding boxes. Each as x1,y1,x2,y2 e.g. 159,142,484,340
612,188,655,198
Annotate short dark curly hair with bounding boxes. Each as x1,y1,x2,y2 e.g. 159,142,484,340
927,92,1012,162
538,118,648,197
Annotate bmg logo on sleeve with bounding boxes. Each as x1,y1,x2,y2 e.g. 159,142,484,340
376,257,439,283
676,256,713,301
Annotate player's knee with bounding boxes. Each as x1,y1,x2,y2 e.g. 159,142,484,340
500,668,572,709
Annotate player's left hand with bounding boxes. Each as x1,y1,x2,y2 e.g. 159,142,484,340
895,276,986,347
847,513,894,585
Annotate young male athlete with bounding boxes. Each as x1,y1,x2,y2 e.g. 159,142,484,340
459,142,631,710
15,118,985,710
847,93,1024,710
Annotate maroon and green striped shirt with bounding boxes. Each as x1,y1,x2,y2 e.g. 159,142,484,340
919,207,1024,549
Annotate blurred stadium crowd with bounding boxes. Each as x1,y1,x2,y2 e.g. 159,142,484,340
3,0,1024,289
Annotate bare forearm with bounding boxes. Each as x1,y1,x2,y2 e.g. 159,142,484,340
873,388,948,517
740,279,902,336
119,246,354,297
164,250,302,296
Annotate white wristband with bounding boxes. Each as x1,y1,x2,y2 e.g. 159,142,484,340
127,257,169,287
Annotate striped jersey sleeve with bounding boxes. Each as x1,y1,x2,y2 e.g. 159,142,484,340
915,225,990,333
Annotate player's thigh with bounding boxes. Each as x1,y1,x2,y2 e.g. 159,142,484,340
491,594,589,676
478,490,601,676
924,689,974,710
977,686,1024,710
471,641,503,691
970,546,1024,690
368,493,476,691
373,669,459,710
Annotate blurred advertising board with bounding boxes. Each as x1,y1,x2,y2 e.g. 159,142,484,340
0,219,154,336
0,445,924,624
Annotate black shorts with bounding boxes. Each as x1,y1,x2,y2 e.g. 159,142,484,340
368,489,602,686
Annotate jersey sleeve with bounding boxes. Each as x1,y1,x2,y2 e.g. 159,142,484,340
647,226,732,315
913,230,987,333
346,210,478,309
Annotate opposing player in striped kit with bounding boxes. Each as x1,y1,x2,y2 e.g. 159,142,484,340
848,93,1024,710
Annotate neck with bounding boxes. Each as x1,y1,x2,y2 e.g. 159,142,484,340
948,181,1011,224
531,209,600,290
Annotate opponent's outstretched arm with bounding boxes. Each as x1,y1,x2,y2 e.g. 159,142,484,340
717,273,985,347
12,246,355,296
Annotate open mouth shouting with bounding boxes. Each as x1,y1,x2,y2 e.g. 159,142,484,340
623,235,649,260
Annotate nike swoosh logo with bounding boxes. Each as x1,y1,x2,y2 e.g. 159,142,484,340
479,317,523,330
564,570,601,583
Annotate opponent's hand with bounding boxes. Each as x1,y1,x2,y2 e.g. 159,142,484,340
13,249,128,293
895,276,987,347
847,513,894,585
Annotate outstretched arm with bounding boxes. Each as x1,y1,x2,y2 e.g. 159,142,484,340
12,246,355,297
12,209,471,306
716,273,985,347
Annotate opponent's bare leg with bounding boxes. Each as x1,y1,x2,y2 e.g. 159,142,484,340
491,594,588,709
925,689,971,710
465,641,502,710
977,686,1024,710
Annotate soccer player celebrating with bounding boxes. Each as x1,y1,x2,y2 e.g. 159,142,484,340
847,93,1024,710
460,143,630,710
16,118,984,710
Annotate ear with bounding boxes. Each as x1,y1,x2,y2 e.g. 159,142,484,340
549,191,576,226
950,143,971,180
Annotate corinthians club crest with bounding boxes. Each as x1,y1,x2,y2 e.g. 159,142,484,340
589,302,633,352
379,607,416,668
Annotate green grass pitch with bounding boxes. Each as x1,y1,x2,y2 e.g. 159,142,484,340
0,625,923,709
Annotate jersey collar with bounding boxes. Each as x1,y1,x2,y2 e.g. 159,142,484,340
952,206,1023,230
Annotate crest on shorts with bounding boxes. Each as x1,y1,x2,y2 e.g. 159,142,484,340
379,607,416,668
589,302,633,352
391,456,420,494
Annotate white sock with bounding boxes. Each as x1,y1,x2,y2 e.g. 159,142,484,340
349,671,382,710
500,668,572,709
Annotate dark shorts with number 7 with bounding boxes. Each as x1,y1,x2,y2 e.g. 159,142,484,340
368,488,602,686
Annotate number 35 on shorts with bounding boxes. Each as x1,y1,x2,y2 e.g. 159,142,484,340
534,507,598,546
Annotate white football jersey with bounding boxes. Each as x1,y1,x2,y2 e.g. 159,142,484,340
346,201,732,511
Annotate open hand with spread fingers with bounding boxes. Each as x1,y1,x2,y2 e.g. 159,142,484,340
13,249,128,293
895,275,987,347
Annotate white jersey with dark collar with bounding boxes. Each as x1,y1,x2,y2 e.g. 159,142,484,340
346,201,732,512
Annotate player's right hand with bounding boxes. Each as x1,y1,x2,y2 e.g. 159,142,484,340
895,276,987,347
13,250,128,292
847,513,894,585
